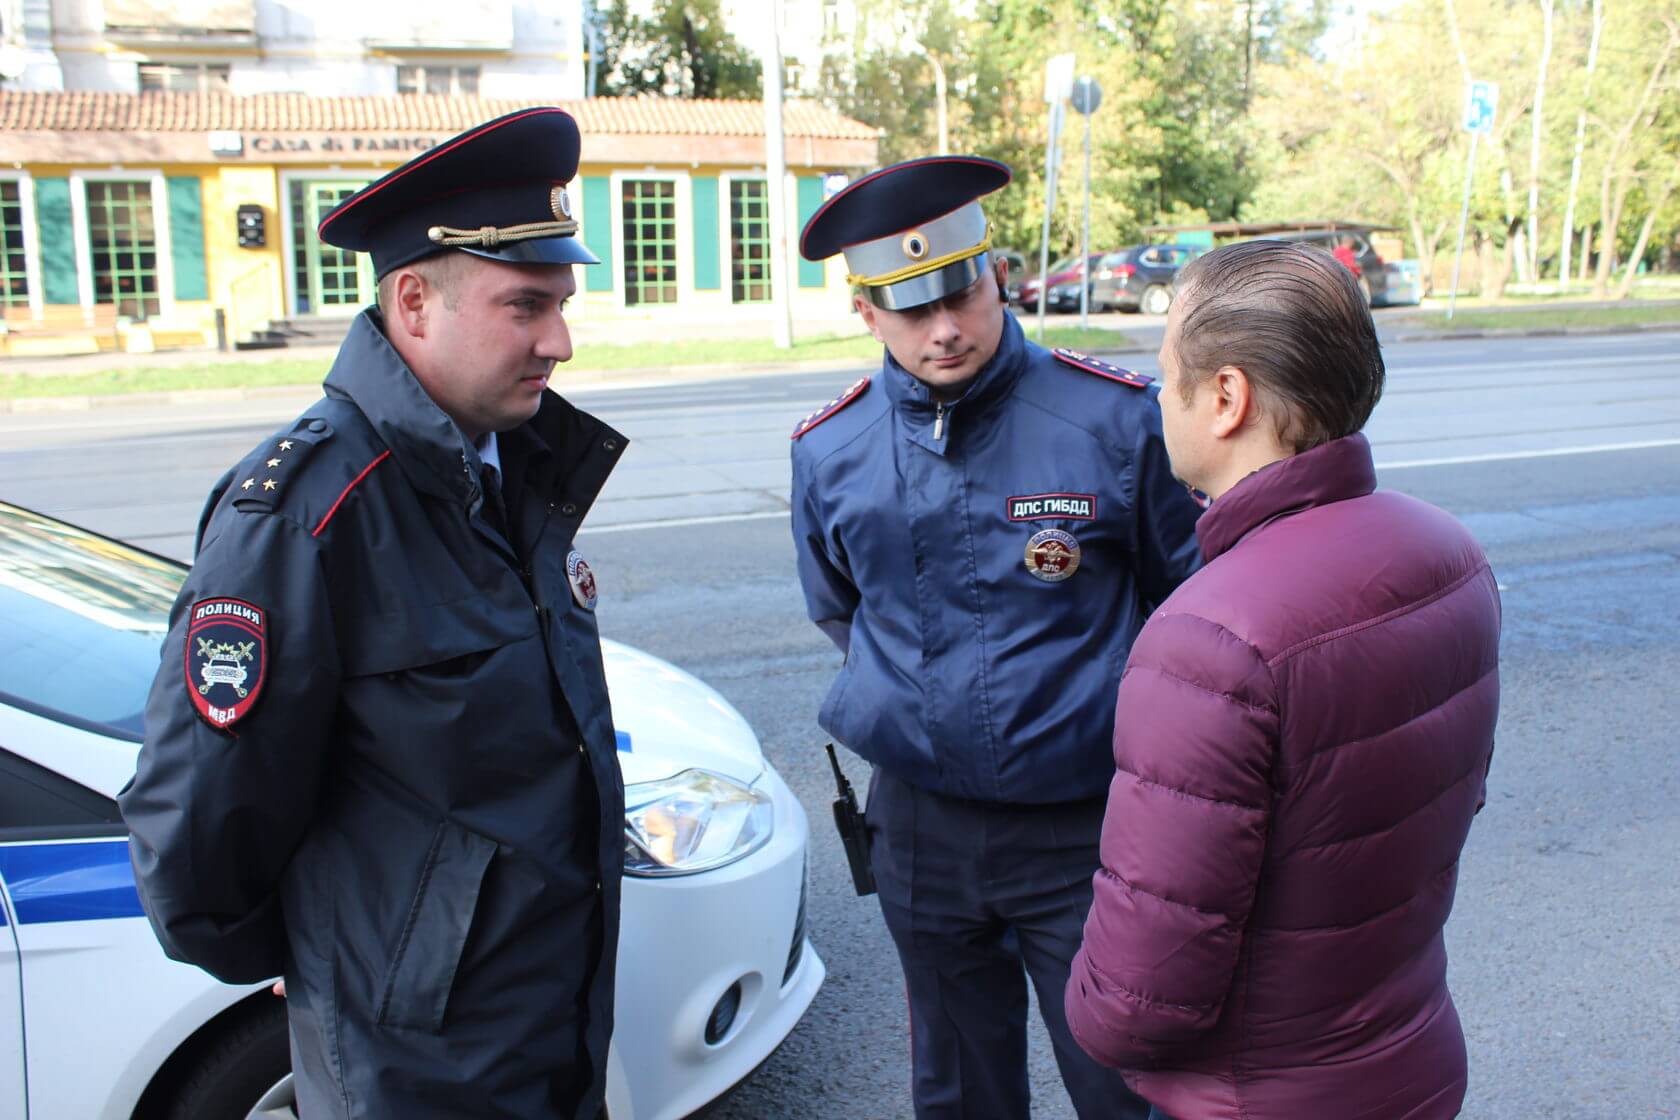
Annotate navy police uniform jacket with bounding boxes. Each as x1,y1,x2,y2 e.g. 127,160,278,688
791,314,1202,803
119,310,626,1120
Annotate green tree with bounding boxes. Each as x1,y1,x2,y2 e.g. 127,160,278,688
596,0,761,99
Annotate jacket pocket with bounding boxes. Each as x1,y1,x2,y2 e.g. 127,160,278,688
376,817,497,1033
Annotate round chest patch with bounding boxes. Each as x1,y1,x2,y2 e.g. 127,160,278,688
566,550,599,610
1024,529,1081,583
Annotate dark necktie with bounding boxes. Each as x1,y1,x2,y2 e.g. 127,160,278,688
479,464,510,542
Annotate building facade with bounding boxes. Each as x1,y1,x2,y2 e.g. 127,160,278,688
0,1,878,353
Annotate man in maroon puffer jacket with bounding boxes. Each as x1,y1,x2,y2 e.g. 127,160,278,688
1065,240,1500,1120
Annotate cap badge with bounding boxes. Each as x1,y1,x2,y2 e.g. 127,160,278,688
901,230,930,260
551,185,573,221
1024,528,1081,583
566,549,599,610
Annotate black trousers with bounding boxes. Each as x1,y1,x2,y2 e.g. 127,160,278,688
865,769,1154,1120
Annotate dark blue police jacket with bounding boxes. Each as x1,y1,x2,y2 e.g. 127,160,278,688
120,310,626,1119
791,313,1202,803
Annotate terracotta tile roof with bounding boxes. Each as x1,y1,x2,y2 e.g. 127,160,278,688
0,91,879,140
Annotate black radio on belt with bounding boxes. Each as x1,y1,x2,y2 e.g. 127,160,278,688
825,743,876,897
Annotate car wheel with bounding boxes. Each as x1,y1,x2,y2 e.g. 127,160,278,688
1142,285,1172,316
161,998,293,1120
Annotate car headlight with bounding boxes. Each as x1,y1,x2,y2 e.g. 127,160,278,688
623,769,774,877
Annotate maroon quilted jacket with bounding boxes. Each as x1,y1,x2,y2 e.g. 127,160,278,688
1065,433,1500,1120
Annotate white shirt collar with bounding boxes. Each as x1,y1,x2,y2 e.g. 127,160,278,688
475,431,502,484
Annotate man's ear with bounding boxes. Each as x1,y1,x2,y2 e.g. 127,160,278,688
391,269,429,340
1210,365,1257,439
994,256,1010,303
854,294,883,341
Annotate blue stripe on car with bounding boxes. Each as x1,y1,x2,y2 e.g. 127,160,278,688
616,730,631,753
0,840,144,924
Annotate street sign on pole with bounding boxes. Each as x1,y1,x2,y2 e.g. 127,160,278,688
1070,77,1101,329
1448,78,1498,320
1462,80,1499,135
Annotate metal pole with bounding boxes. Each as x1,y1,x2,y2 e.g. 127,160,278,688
1079,108,1091,329
764,0,793,348
1037,100,1062,343
1447,130,1479,321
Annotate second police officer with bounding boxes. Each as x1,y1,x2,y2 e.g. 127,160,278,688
790,157,1203,1119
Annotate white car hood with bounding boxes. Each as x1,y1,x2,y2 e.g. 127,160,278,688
600,640,764,786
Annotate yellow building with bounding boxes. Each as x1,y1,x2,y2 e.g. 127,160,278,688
0,91,879,354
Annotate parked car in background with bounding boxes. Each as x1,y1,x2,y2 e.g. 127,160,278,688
1379,259,1424,306
1014,253,1104,312
1270,229,1390,306
1089,244,1205,314
0,501,822,1120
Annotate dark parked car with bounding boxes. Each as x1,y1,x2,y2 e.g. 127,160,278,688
1270,230,1390,305
1089,244,1204,314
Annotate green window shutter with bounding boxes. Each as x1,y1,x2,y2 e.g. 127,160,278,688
691,176,720,291
167,176,209,301
581,177,613,285
797,177,825,288
34,178,80,305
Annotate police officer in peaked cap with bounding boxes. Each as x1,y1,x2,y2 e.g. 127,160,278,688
790,157,1203,1119
120,108,627,1119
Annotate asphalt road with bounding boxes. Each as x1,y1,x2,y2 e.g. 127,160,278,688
2,330,1677,1119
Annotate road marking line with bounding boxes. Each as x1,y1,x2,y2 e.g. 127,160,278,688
581,509,789,534
1378,437,1680,470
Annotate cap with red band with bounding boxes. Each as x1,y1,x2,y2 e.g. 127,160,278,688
316,107,599,278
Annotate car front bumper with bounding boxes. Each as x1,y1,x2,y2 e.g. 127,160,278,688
606,761,823,1120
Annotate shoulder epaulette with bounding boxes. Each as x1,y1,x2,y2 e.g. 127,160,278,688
1052,348,1154,389
227,415,337,511
791,376,872,440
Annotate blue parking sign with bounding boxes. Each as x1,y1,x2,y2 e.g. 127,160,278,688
1463,80,1498,134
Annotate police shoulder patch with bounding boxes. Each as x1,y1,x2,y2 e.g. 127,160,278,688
791,377,872,440
1052,348,1154,389
185,597,268,730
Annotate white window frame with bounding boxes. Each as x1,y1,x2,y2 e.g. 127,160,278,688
609,170,692,310
719,170,772,307
278,169,378,318
0,172,44,320
69,169,175,319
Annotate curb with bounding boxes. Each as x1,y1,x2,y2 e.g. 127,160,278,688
1380,320,1680,343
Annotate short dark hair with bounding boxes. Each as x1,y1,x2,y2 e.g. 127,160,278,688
1172,240,1384,452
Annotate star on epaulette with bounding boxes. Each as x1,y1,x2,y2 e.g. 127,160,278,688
1052,347,1155,389
791,376,872,441
230,422,333,508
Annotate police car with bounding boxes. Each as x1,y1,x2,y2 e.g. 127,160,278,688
0,501,822,1119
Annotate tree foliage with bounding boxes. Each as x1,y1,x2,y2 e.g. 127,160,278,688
595,0,761,99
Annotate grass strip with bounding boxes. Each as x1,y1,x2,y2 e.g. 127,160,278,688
0,324,1137,400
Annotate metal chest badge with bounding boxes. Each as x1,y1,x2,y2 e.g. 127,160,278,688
185,597,268,729
566,550,599,610
1024,528,1081,583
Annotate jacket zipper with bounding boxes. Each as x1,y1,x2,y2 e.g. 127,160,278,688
933,402,947,441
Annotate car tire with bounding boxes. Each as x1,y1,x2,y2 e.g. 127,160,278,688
161,998,292,1120
1142,285,1172,316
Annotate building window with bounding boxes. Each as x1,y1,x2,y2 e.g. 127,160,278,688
85,181,160,319
729,179,771,304
396,64,480,96
0,181,29,309
138,63,231,93
621,180,677,306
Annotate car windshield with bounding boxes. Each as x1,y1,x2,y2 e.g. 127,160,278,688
0,503,184,739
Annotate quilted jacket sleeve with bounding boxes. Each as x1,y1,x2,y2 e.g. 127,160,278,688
1065,610,1279,1068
